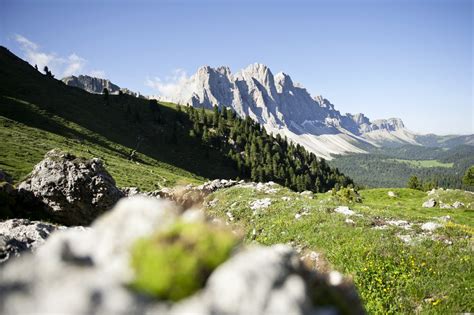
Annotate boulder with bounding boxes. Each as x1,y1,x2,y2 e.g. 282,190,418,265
0,197,363,315
17,149,124,225
422,198,437,208
0,219,64,263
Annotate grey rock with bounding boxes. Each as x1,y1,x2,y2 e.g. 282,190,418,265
422,198,437,208
17,149,124,225
62,75,142,97
0,219,62,263
62,75,121,94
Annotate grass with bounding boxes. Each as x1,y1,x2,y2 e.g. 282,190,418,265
205,185,474,314
390,159,454,168
0,114,202,190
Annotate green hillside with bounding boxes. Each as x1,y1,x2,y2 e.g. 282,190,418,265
0,47,351,192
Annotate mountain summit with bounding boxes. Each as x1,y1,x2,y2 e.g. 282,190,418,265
155,63,416,159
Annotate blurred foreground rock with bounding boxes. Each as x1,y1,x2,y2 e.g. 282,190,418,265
0,197,364,315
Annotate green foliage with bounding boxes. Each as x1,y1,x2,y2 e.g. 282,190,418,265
331,186,362,203
407,175,422,190
130,221,238,301
463,166,474,186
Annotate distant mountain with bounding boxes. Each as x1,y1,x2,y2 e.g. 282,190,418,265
62,75,142,98
154,63,472,159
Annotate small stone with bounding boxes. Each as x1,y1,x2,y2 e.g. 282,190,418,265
452,201,465,209
421,222,442,232
422,198,437,208
334,206,355,216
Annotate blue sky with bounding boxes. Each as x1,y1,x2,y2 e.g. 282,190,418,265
1,0,472,135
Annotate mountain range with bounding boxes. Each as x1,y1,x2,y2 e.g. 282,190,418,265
63,64,472,159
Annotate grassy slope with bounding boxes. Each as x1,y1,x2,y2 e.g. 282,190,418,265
206,186,473,314
0,47,239,189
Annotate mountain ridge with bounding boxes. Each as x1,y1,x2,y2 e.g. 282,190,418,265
62,74,143,98
151,63,418,158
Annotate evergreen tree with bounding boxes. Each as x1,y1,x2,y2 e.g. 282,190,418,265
407,175,422,190
103,88,109,106
463,166,474,186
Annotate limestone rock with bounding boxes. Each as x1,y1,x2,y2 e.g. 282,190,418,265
17,149,123,225
422,198,437,208
0,219,63,263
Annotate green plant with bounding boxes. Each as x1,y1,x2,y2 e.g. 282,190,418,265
332,187,362,203
463,166,474,186
130,221,239,301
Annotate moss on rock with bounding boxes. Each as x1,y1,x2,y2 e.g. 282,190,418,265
130,221,239,301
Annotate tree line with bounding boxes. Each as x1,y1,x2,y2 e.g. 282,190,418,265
173,103,353,192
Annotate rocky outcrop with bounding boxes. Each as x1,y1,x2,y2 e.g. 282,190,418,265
62,75,121,94
0,196,363,314
0,219,66,263
17,149,123,225
62,75,142,97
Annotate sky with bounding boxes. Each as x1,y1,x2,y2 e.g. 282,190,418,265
0,0,472,135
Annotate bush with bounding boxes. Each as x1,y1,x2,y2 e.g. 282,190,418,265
130,221,239,301
332,187,362,203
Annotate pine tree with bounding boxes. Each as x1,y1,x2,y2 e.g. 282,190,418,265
407,175,422,190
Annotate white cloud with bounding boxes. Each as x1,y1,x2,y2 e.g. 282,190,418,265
89,69,106,78
14,34,89,78
14,34,38,51
146,69,190,98
63,53,86,77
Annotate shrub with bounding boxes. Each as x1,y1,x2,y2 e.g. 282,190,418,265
130,221,239,301
332,187,362,203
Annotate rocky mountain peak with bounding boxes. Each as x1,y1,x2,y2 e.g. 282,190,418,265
156,63,410,158
62,75,121,94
